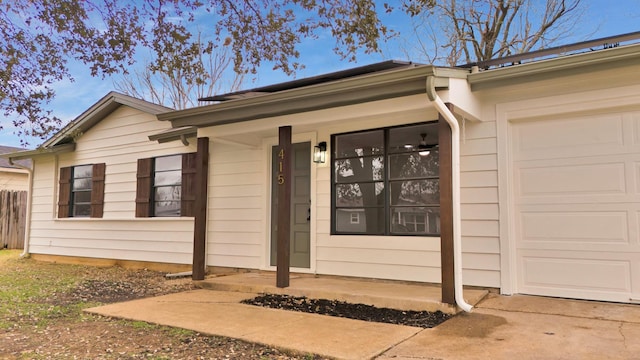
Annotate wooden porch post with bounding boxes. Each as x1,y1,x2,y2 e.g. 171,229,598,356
439,104,455,305
192,137,209,281
276,126,292,288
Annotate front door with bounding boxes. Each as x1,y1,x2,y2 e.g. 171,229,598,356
270,142,311,268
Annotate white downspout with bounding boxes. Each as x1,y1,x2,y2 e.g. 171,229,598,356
9,158,33,258
426,75,473,312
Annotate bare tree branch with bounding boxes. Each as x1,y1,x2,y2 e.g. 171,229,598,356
1,0,390,142
402,0,584,66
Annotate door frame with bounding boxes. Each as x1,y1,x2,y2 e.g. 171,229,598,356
262,132,318,273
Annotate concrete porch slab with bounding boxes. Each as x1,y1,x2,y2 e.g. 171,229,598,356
195,272,488,314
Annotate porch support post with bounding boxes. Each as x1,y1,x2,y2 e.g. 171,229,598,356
276,126,292,288
439,105,456,305
192,137,209,281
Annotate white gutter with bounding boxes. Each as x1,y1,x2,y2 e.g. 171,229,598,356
426,75,473,312
8,158,33,258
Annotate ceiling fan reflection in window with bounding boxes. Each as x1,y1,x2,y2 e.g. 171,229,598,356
402,133,438,156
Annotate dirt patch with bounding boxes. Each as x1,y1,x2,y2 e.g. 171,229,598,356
242,294,452,328
0,252,328,359
4,318,313,359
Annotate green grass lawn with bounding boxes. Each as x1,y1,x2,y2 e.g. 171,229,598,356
0,250,94,329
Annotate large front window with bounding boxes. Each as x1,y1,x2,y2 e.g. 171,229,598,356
332,122,440,236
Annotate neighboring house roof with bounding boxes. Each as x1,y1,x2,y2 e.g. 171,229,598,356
3,92,172,161
0,146,31,169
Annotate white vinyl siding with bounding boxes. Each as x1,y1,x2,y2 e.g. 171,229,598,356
207,141,264,269
200,93,502,286
28,105,196,265
459,119,500,287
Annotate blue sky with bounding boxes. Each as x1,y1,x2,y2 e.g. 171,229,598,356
1,0,639,148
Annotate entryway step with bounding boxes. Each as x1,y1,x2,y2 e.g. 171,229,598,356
195,272,488,314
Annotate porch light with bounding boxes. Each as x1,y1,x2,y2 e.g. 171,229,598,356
418,133,430,156
313,141,327,163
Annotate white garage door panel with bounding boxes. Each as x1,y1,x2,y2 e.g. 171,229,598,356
520,211,629,244
520,255,632,302
512,109,640,303
518,163,626,196
513,113,625,161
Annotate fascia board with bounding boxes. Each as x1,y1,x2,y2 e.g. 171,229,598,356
468,44,640,90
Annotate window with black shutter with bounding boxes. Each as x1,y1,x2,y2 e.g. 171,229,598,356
136,153,196,217
58,163,105,218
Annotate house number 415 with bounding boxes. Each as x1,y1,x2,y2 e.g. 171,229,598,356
277,148,285,185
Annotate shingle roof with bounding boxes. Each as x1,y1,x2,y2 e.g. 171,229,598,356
199,60,417,102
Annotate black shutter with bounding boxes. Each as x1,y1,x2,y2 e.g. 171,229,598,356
90,163,106,218
57,167,72,218
135,158,153,217
181,152,197,217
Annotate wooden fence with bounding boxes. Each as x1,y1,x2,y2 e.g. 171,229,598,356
0,190,27,249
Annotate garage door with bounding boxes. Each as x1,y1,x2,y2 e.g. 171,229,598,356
512,110,640,303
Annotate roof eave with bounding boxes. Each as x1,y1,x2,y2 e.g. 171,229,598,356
148,126,197,144
0,143,76,161
42,92,171,148
160,66,468,128
468,43,640,90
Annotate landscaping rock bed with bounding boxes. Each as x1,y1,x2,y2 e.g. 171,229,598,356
242,294,452,328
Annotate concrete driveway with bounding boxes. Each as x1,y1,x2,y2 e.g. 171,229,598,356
379,293,640,360
87,288,640,360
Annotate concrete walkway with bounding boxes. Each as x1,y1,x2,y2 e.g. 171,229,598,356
86,276,640,360
86,289,422,359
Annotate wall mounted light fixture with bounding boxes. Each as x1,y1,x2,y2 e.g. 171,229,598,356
313,141,327,163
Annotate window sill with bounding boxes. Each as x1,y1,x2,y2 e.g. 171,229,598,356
54,217,194,221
